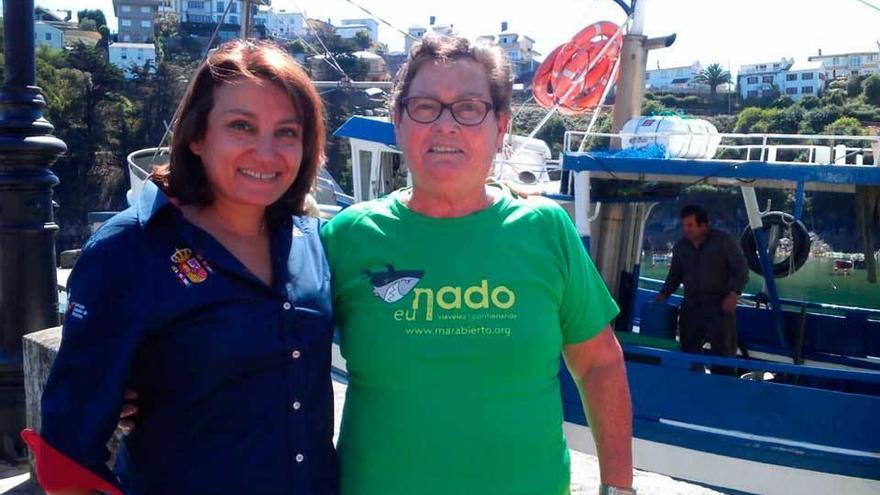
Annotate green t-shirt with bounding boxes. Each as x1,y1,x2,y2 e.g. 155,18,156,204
322,188,619,495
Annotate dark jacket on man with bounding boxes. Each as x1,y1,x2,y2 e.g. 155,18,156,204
660,229,749,357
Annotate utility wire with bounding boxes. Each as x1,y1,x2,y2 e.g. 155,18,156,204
149,0,236,164
340,0,418,41
852,0,880,13
266,10,348,76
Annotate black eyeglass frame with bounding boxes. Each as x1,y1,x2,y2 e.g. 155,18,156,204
401,97,496,126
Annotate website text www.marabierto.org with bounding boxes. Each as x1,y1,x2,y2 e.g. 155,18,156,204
405,325,512,337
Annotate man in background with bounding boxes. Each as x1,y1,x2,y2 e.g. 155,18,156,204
656,205,749,374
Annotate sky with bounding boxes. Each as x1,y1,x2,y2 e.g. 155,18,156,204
12,0,880,75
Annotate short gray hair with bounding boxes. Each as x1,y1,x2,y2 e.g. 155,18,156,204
390,34,513,120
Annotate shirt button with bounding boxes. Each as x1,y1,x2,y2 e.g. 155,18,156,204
295,453,304,463
282,301,292,310
292,401,301,411
291,349,301,359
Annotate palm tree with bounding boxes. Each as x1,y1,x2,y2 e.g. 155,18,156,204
694,63,732,99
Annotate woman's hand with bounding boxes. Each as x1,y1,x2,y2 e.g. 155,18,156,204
117,389,139,434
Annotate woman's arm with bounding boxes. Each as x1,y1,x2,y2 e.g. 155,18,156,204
563,326,633,489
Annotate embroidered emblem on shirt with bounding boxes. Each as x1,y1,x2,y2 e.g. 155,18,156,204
364,265,424,303
170,248,212,286
67,302,88,320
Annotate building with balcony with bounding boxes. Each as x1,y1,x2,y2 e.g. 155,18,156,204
337,18,378,42
405,16,454,54
808,50,880,79
738,58,823,101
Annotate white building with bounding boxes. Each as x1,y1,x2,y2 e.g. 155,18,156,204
737,58,824,101
177,0,269,37
34,21,64,50
266,9,305,39
491,23,540,80
737,58,793,100
338,18,378,42
109,42,158,78
778,60,824,100
808,50,880,79
645,62,704,92
405,17,454,54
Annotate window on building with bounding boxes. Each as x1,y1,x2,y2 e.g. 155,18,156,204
189,1,205,8
121,19,132,27
230,2,237,13
216,1,223,11
747,90,758,98
645,73,650,80
747,76,758,84
123,34,131,41
762,90,774,98
508,51,519,61
757,64,766,69
773,63,779,68
141,6,150,13
801,72,813,80
786,73,797,81
785,87,798,95
802,86,813,94
229,16,238,25
45,32,52,41
832,57,839,65
851,56,861,66
676,68,685,76
762,75,773,83
121,5,131,12
141,20,151,28
869,54,877,62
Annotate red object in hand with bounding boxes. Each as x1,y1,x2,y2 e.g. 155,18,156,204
21,429,124,495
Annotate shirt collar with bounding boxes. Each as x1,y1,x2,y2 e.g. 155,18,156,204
136,180,172,228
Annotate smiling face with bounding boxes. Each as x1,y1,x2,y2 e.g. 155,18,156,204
395,59,509,198
188,79,303,215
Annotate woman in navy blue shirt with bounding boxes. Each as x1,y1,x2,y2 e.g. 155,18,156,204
23,40,338,495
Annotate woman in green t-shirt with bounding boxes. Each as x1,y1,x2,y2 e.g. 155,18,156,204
322,34,635,495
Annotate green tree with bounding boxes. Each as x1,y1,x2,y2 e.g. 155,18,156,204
78,18,98,31
823,116,866,136
846,74,864,98
77,9,107,29
353,31,372,51
864,73,880,106
693,63,731,99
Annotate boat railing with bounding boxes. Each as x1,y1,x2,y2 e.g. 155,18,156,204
564,130,880,166
638,275,880,319
624,344,880,384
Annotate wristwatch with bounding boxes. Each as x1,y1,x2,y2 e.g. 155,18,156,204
599,484,637,495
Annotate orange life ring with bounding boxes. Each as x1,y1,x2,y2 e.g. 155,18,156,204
532,21,622,114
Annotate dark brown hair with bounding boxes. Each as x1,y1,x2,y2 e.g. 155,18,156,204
390,34,513,120
152,39,325,224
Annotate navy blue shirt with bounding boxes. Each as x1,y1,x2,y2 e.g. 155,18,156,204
40,181,338,494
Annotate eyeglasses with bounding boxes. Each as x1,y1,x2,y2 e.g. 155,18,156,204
401,97,495,126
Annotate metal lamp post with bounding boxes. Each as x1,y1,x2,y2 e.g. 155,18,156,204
0,0,66,456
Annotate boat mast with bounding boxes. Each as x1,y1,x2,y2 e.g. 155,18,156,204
592,0,675,330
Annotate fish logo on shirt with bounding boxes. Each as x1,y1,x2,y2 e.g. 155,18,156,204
365,265,424,303
170,248,212,286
